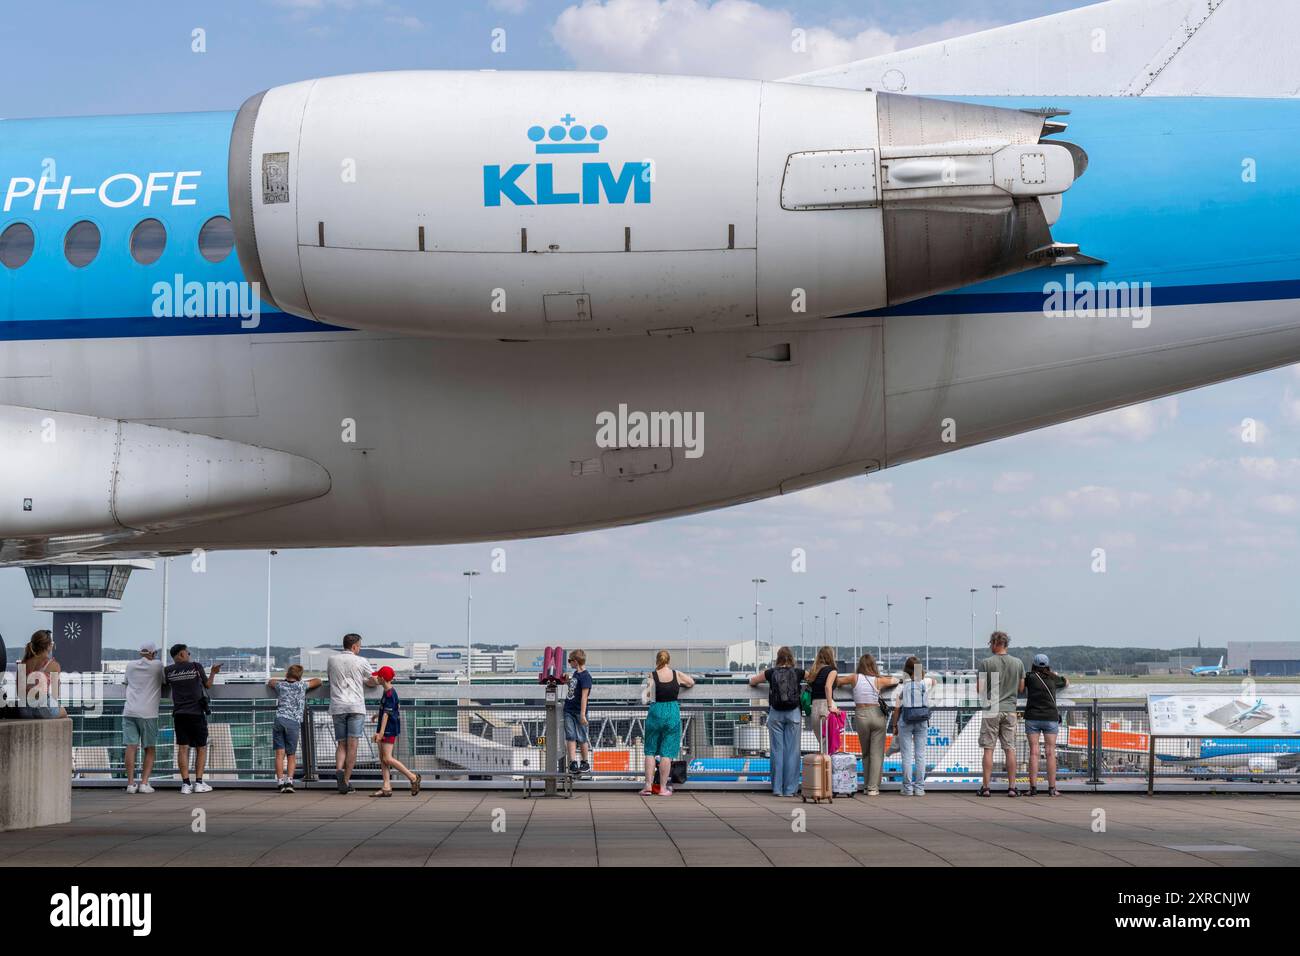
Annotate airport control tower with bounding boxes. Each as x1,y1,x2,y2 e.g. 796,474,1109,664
24,560,153,672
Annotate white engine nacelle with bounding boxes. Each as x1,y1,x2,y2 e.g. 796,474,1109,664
1247,755,1279,773
228,71,1084,338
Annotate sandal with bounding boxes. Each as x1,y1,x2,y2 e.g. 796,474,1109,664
1028,785,1038,797
410,773,422,796
657,786,673,796
370,788,393,798
1049,787,1061,797
977,787,991,797
1006,788,1018,798
638,787,655,796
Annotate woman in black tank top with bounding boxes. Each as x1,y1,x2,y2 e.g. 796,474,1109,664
654,669,680,702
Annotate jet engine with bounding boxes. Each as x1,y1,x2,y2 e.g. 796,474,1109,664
229,71,1086,338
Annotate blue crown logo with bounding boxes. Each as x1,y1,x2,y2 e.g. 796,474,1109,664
527,114,607,154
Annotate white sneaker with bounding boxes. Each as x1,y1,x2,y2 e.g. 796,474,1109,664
125,783,138,794
180,783,193,795
193,781,213,793
138,783,155,794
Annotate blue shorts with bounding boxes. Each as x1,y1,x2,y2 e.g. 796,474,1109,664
564,710,589,744
273,716,301,753
1025,719,1060,737
332,713,365,741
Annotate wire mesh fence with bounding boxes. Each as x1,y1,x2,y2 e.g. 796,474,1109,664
52,696,1300,789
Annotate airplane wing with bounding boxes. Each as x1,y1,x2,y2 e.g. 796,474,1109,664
784,0,1300,99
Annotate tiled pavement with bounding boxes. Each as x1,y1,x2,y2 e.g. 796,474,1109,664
3,788,1299,866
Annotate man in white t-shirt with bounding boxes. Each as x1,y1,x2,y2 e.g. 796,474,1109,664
123,641,166,793
327,633,377,794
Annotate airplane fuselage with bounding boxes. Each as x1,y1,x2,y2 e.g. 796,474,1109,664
2,79,1299,561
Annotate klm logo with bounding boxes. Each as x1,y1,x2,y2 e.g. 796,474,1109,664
483,115,651,207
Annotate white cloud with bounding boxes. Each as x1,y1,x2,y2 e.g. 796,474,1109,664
1283,386,1300,424
551,0,990,79
385,14,425,30
489,0,531,12
1054,397,1178,444
1257,494,1299,516
991,471,1034,494
930,476,974,494
1023,485,1150,521
1164,488,1211,514
783,476,894,517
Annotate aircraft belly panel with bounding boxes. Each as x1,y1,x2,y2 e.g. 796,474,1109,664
0,336,258,421
883,297,1300,464
121,324,886,548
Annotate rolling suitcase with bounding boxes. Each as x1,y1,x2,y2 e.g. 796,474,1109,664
831,751,857,797
801,718,834,803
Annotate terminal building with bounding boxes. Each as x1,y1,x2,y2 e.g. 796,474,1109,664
1227,641,1300,676
514,644,731,674
298,644,415,674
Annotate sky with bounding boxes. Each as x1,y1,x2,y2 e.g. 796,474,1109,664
2,0,1297,655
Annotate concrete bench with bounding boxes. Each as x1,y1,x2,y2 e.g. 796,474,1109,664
0,717,72,831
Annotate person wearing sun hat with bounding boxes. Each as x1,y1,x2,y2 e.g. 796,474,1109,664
370,665,421,797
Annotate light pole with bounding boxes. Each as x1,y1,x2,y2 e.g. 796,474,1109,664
752,577,766,668
856,607,864,666
813,615,820,656
759,606,769,665
834,611,840,655
265,550,277,680
969,588,979,669
463,570,480,684
160,555,172,648
924,595,931,674
797,601,806,668
848,588,858,662
877,621,884,661
684,616,691,670
885,596,893,671
820,595,828,644
992,584,1006,634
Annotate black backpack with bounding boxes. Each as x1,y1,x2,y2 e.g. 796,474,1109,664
769,667,800,709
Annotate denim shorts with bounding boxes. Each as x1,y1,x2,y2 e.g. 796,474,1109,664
332,712,365,741
1024,719,1060,737
273,716,301,753
564,710,589,744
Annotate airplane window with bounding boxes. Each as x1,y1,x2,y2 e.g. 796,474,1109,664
130,218,167,265
64,220,101,268
0,222,35,269
198,215,234,262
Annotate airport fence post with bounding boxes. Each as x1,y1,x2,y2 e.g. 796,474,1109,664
302,706,318,783
1146,733,1156,796
1086,699,1103,787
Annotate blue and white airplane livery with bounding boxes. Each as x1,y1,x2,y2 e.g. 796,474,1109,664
0,0,1297,565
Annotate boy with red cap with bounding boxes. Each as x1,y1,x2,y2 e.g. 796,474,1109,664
371,666,421,797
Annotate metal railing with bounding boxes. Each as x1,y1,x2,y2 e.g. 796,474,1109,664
1146,734,1300,792
53,697,1300,790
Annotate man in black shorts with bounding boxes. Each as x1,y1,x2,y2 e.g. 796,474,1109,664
165,644,221,794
